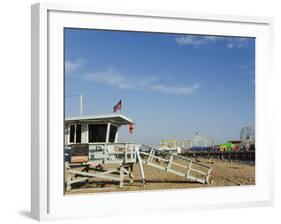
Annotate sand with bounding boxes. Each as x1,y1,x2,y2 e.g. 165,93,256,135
65,158,255,195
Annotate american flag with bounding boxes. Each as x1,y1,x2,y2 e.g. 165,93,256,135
113,100,122,112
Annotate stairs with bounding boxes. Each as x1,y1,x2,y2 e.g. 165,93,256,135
140,145,212,184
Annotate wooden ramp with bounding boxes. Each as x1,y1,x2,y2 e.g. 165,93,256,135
140,145,212,184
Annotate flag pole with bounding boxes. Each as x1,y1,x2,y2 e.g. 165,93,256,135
120,100,122,114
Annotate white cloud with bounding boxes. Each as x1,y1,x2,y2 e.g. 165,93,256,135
226,38,249,49
148,83,200,95
174,36,207,47
203,36,224,41
65,58,85,74
174,35,250,49
84,69,136,90
84,69,200,95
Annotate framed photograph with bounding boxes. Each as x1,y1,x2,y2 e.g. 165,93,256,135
31,2,274,221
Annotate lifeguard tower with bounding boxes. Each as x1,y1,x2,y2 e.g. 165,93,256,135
64,113,145,191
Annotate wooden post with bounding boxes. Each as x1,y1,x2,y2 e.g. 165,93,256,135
66,173,72,192
206,168,212,184
119,165,124,188
167,155,173,170
187,161,192,176
114,126,119,143
105,123,111,143
147,148,154,164
129,165,134,183
136,147,146,184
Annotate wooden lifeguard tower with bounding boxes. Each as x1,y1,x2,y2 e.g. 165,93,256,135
64,113,145,191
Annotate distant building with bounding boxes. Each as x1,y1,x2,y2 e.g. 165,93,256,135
219,142,233,152
160,133,214,153
159,140,182,154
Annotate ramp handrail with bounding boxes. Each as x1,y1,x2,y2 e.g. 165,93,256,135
140,144,212,184
141,145,211,167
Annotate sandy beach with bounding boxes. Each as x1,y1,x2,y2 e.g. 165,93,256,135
65,158,255,195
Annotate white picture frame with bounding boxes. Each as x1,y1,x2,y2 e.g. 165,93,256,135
31,2,274,221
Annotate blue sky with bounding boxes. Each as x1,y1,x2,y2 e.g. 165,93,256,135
64,28,255,145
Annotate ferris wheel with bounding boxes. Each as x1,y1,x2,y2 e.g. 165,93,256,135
240,126,255,148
